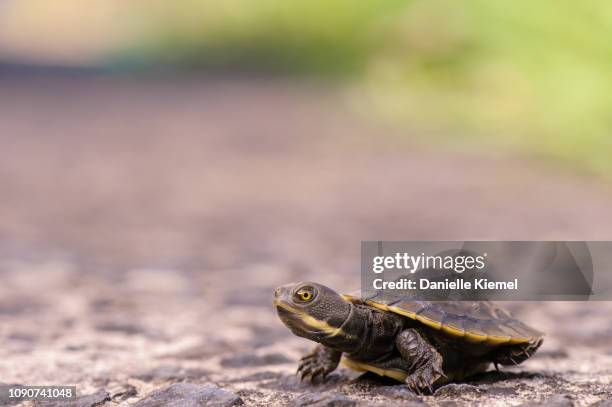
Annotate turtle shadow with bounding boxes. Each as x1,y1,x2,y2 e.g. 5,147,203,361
349,370,549,398
431,370,550,397
353,369,545,388
466,369,546,385
259,369,549,398
353,372,404,386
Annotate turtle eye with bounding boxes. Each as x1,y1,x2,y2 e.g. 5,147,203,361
294,286,317,303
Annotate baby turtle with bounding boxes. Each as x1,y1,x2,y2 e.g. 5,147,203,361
274,282,543,393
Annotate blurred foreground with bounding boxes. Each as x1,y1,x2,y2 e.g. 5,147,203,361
0,74,610,406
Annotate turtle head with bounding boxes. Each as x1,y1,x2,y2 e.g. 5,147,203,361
274,282,354,345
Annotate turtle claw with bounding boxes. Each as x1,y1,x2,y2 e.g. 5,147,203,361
404,359,444,395
426,382,433,394
296,345,341,384
310,367,325,383
433,364,447,379
405,376,420,394
297,364,323,384
299,354,315,363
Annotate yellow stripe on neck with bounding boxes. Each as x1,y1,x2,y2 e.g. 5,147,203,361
275,300,349,338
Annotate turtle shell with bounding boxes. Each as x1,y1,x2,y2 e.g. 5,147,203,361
342,293,543,346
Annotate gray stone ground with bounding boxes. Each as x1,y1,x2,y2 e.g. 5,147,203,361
0,75,610,406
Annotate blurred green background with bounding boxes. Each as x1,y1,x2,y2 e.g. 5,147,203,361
2,0,612,175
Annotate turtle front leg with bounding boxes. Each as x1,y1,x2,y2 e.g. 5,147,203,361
396,329,445,394
297,344,342,383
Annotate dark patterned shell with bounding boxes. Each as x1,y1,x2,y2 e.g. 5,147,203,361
342,293,543,346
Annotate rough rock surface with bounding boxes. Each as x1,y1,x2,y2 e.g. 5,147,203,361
517,394,574,407
0,75,610,406
291,391,356,407
133,383,242,407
